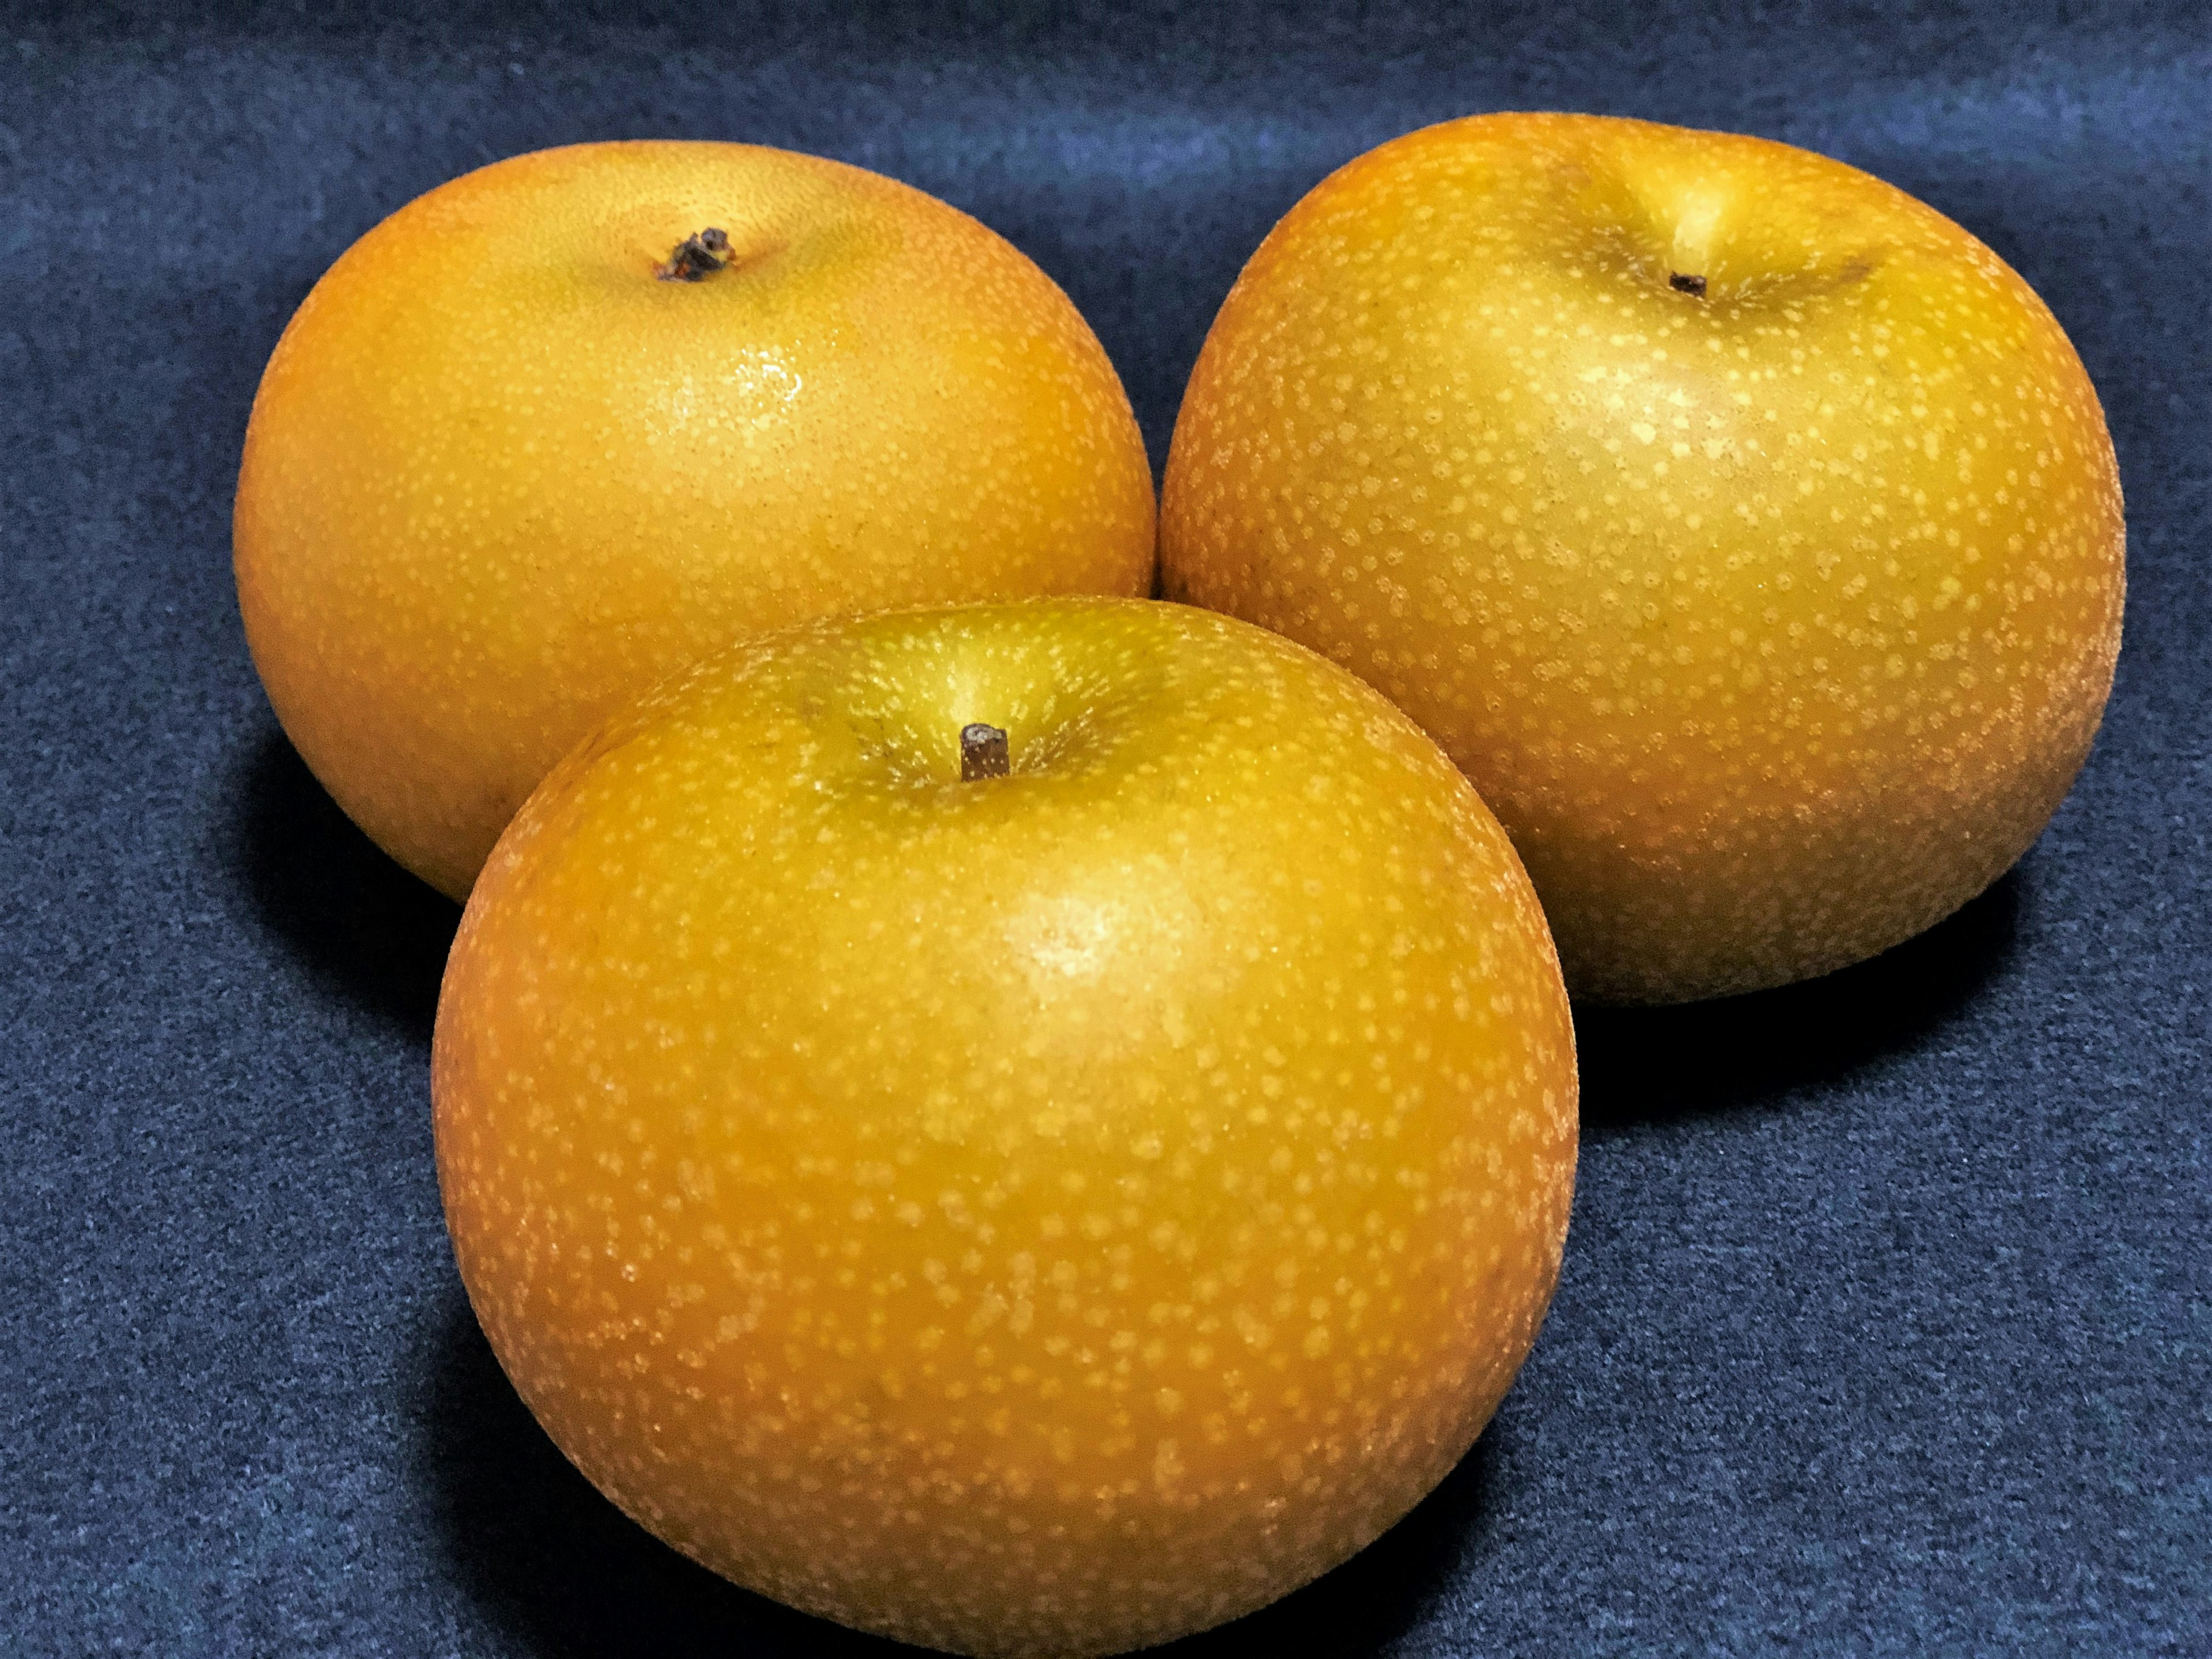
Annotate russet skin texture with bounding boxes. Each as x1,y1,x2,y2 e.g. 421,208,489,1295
1161,113,2125,1003
434,599,1577,1657
236,141,1156,901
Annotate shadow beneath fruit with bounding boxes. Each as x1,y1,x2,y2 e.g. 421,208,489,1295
418,1296,1509,1658
234,729,460,1046
419,1301,919,1658
1575,868,2023,1138
1150,1433,1504,1657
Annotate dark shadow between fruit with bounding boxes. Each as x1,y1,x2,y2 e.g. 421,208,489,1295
234,728,461,1046
1575,866,2024,1139
416,1296,1513,1659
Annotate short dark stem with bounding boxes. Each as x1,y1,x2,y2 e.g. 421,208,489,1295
658,228,733,282
960,724,1010,781
1669,271,1707,297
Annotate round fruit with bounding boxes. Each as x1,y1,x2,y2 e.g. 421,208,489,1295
433,597,1577,1657
1161,112,2124,1003
236,141,1156,899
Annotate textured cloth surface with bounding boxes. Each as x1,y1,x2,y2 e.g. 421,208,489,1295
2,2,2206,1654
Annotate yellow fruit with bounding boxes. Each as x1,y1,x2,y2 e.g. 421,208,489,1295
1162,112,2124,1002
433,598,1576,1657
236,141,1155,899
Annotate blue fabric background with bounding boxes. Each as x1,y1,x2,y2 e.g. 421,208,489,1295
2,2,2206,1653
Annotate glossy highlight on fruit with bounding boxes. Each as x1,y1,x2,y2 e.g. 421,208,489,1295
236,141,1156,899
433,597,1577,1657
1162,112,2124,1003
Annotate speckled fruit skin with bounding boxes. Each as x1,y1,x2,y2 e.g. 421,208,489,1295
1161,112,2125,1003
433,598,1576,1658
236,141,1156,901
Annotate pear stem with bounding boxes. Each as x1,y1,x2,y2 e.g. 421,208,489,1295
960,724,1010,781
658,228,733,282
1670,272,1707,297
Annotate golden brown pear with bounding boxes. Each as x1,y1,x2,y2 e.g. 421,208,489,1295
1162,112,2124,1002
237,142,1155,899
434,598,1577,1657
